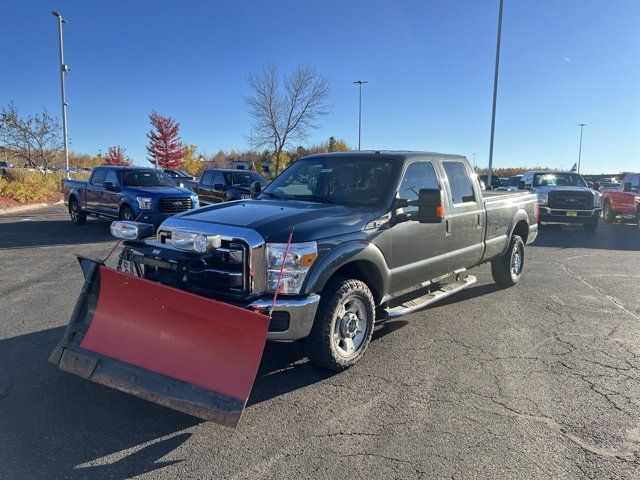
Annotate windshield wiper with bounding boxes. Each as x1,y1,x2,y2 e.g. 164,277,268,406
294,195,338,204
260,191,283,199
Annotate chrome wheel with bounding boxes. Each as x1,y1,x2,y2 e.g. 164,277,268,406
333,297,368,358
510,242,523,276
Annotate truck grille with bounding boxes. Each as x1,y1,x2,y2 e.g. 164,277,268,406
158,197,192,213
548,191,592,210
156,231,249,297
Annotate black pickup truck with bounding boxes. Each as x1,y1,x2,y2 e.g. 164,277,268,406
111,151,538,370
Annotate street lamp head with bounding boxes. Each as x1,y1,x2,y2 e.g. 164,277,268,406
52,11,67,23
353,80,368,85
578,123,586,127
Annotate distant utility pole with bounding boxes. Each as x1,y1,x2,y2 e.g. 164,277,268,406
472,152,477,170
577,123,586,173
353,80,368,150
52,11,70,179
487,0,504,189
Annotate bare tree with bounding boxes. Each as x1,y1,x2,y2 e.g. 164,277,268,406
0,103,62,169
245,64,330,175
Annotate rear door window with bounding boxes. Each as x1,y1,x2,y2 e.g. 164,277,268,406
442,161,476,204
631,175,640,193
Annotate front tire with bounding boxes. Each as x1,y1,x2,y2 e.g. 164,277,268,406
583,219,599,232
491,235,525,287
307,278,375,371
120,205,135,221
69,199,87,225
603,201,615,223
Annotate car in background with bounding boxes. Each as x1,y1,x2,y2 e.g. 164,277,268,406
601,172,640,227
164,169,196,181
63,166,199,227
478,174,502,190
0,161,14,176
519,171,601,231
193,169,268,204
497,175,522,192
598,181,620,192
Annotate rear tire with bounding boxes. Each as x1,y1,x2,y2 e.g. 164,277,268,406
583,220,599,232
120,205,135,221
491,235,525,288
603,201,614,223
306,278,375,371
69,199,87,225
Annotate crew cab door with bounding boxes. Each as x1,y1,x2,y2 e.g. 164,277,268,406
86,168,106,212
388,160,450,293
195,171,215,204
618,174,639,215
211,171,227,202
439,160,484,270
100,169,121,217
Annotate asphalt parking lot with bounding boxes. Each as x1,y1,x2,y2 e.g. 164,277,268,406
1,205,639,479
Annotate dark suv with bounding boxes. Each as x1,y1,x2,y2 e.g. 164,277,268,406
193,169,268,204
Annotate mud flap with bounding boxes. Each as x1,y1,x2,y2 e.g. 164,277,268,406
50,257,270,427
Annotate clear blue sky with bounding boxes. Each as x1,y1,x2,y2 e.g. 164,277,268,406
2,0,639,173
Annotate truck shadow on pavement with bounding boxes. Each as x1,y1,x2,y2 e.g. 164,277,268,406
0,215,114,249
0,320,407,479
533,222,640,251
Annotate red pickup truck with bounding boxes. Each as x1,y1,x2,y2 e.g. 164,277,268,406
601,172,640,226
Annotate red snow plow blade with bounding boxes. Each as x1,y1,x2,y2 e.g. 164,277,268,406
50,257,270,427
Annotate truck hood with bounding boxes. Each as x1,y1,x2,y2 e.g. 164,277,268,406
164,199,380,242
125,186,193,197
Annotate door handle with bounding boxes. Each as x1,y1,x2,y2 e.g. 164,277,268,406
477,213,482,228
445,219,451,235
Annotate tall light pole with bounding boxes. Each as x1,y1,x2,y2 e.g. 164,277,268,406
353,80,368,150
487,0,504,190
577,123,586,173
52,11,70,179
472,152,477,170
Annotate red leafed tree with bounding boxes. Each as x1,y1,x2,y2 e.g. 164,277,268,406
146,111,184,169
102,146,132,166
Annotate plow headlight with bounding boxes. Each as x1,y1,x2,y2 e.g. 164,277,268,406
266,242,317,294
171,230,222,253
110,221,155,240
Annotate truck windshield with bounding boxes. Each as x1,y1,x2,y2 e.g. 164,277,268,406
260,156,396,206
122,170,175,187
533,173,587,188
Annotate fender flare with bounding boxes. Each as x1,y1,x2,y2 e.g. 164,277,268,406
301,241,391,300
502,209,530,255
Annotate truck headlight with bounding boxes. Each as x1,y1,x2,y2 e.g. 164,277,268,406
136,196,153,209
171,230,222,253
191,194,199,208
536,193,548,205
110,221,154,240
593,192,601,207
266,242,317,294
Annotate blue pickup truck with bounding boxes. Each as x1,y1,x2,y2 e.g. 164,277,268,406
63,166,199,226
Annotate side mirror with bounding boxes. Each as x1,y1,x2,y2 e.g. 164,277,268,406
623,182,632,192
103,181,118,191
250,181,262,197
214,183,226,191
416,188,444,223
517,181,526,190
397,188,444,224
592,182,600,191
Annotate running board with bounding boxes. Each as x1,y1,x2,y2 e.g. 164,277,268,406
383,275,477,319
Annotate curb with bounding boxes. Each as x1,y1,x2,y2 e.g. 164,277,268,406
0,200,64,216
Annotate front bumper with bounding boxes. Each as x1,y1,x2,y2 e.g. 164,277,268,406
135,211,184,226
248,295,320,341
539,207,601,224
